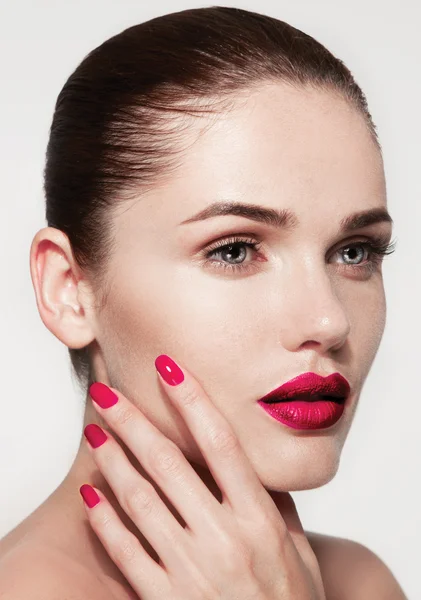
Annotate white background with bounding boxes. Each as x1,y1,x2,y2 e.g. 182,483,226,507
0,1,419,597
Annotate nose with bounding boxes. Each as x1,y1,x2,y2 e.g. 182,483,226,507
280,263,351,354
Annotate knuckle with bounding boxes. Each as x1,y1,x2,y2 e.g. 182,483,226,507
272,525,291,557
247,512,277,539
211,525,250,573
261,525,286,555
114,404,135,426
208,427,239,456
150,442,184,476
112,536,140,567
96,510,114,530
178,386,200,407
124,482,156,517
220,538,252,575
304,547,320,574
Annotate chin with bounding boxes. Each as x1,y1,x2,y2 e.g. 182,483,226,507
263,465,339,492
248,441,342,492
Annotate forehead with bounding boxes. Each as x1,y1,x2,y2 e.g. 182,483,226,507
117,83,386,230
183,83,382,183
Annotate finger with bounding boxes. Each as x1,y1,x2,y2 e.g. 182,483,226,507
269,491,316,562
155,354,274,518
79,484,170,599
83,423,193,574
268,492,305,535
270,493,325,597
88,384,226,537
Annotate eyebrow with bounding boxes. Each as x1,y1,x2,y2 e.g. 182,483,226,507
179,201,393,233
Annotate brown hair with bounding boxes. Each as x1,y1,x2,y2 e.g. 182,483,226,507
43,6,380,393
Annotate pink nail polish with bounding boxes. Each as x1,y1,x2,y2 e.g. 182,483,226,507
84,424,108,448
80,484,100,508
155,354,184,386
89,382,118,408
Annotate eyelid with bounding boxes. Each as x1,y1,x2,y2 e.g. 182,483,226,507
204,233,261,251
328,232,394,255
203,235,392,260
199,230,396,276
201,229,392,252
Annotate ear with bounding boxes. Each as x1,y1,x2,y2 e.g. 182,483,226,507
29,226,97,350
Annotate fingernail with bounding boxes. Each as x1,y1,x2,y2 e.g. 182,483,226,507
89,382,118,408
155,354,184,386
80,484,100,508
84,424,108,448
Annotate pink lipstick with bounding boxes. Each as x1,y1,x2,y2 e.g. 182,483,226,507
257,372,351,430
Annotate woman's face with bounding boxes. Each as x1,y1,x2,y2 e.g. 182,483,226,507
88,83,392,491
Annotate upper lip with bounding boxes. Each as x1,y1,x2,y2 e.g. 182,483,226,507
257,372,351,403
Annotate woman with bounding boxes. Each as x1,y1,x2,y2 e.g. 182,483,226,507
0,5,407,599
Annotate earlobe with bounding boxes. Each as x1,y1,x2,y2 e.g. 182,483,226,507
29,226,96,350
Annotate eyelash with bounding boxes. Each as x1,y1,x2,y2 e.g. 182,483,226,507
202,235,397,275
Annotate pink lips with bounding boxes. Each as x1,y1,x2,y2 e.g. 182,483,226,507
257,372,351,430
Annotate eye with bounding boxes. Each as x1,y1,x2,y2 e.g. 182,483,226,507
332,237,397,274
337,244,369,265
201,233,397,277
202,236,262,274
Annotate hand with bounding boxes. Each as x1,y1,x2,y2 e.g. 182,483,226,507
80,354,326,600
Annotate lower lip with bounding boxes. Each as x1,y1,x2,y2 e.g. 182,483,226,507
257,399,346,430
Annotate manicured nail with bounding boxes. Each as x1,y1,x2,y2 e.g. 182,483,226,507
80,484,100,508
155,354,184,386
84,424,108,448
89,382,118,408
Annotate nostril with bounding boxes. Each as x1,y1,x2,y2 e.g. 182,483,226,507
299,341,322,351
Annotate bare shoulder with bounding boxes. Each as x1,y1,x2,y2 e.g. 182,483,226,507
0,542,109,600
306,530,408,600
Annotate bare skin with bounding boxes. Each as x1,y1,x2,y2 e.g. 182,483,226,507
0,432,407,599
0,83,407,598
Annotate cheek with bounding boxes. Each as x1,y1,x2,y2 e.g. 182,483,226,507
98,264,386,410
347,279,386,375
94,270,255,454
99,268,263,408
98,269,237,372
